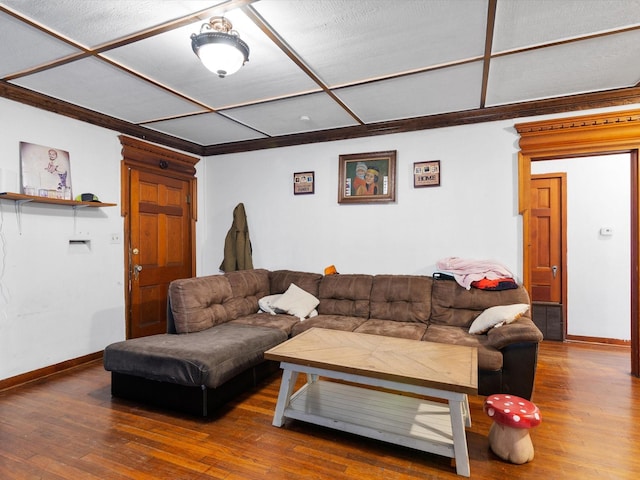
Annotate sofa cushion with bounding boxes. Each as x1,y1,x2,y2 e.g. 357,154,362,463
270,270,323,297
430,277,530,328
103,323,287,389
369,275,432,324
354,319,428,340
229,313,301,335
225,269,271,318
169,274,234,333
290,315,367,336
318,274,373,318
422,325,503,371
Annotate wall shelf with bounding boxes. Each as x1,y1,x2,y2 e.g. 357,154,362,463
0,192,116,235
0,192,116,208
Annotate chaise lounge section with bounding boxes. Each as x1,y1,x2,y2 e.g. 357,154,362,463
104,269,543,416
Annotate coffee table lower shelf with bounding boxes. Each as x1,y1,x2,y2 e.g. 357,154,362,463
285,379,456,458
271,363,472,477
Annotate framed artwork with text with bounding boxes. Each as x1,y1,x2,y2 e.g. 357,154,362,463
294,171,315,195
413,160,440,188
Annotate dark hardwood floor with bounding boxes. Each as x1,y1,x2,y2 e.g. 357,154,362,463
1,341,638,479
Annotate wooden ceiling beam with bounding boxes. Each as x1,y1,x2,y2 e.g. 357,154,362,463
0,81,205,155
201,86,640,156
479,0,497,109
3,79,640,158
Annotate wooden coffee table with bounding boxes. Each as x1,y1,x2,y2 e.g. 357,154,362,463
265,328,478,477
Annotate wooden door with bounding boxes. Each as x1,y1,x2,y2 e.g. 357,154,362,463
120,135,198,339
128,170,193,338
530,174,565,303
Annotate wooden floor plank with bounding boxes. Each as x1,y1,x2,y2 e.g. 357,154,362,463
1,341,639,479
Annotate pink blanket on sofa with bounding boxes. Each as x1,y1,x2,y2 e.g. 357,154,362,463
436,257,515,290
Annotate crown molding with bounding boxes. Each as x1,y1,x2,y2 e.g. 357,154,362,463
0,81,205,155
3,79,640,157
516,107,640,157
202,86,640,156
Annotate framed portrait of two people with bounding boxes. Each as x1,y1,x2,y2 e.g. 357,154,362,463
338,150,396,204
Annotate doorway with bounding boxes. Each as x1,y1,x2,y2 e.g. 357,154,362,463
120,136,199,339
515,108,640,376
530,155,631,345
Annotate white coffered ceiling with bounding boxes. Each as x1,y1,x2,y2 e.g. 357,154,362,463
1,0,640,155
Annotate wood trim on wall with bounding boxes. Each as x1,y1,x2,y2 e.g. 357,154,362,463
119,135,200,221
118,133,200,263
0,352,103,391
566,335,631,347
516,109,640,376
516,108,640,158
0,83,205,155
5,79,640,157
119,135,199,174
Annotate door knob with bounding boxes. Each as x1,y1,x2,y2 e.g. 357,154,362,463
551,265,558,278
133,264,142,280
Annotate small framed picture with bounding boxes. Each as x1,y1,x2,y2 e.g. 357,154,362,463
338,150,397,204
413,160,440,188
294,171,315,195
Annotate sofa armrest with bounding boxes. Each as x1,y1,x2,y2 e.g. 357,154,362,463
485,317,543,349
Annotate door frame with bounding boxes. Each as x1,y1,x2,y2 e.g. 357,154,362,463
119,135,199,339
516,109,640,376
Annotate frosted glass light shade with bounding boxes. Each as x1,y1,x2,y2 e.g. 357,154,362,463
198,42,246,77
191,30,249,78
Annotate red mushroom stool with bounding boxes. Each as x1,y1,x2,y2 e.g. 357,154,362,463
483,394,541,464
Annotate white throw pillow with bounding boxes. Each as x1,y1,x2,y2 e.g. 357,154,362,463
272,283,320,320
258,294,283,315
469,303,529,334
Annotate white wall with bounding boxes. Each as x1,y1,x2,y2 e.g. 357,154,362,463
532,155,630,341
0,98,125,380
2,94,637,381
199,120,526,278
198,107,639,343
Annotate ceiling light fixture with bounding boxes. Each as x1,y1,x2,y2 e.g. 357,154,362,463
191,16,249,78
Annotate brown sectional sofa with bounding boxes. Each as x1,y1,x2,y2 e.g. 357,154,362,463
104,269,543,416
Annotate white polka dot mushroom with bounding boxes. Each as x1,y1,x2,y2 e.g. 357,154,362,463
483,394,541,464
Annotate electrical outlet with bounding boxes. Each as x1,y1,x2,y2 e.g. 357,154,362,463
110,233,121,244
